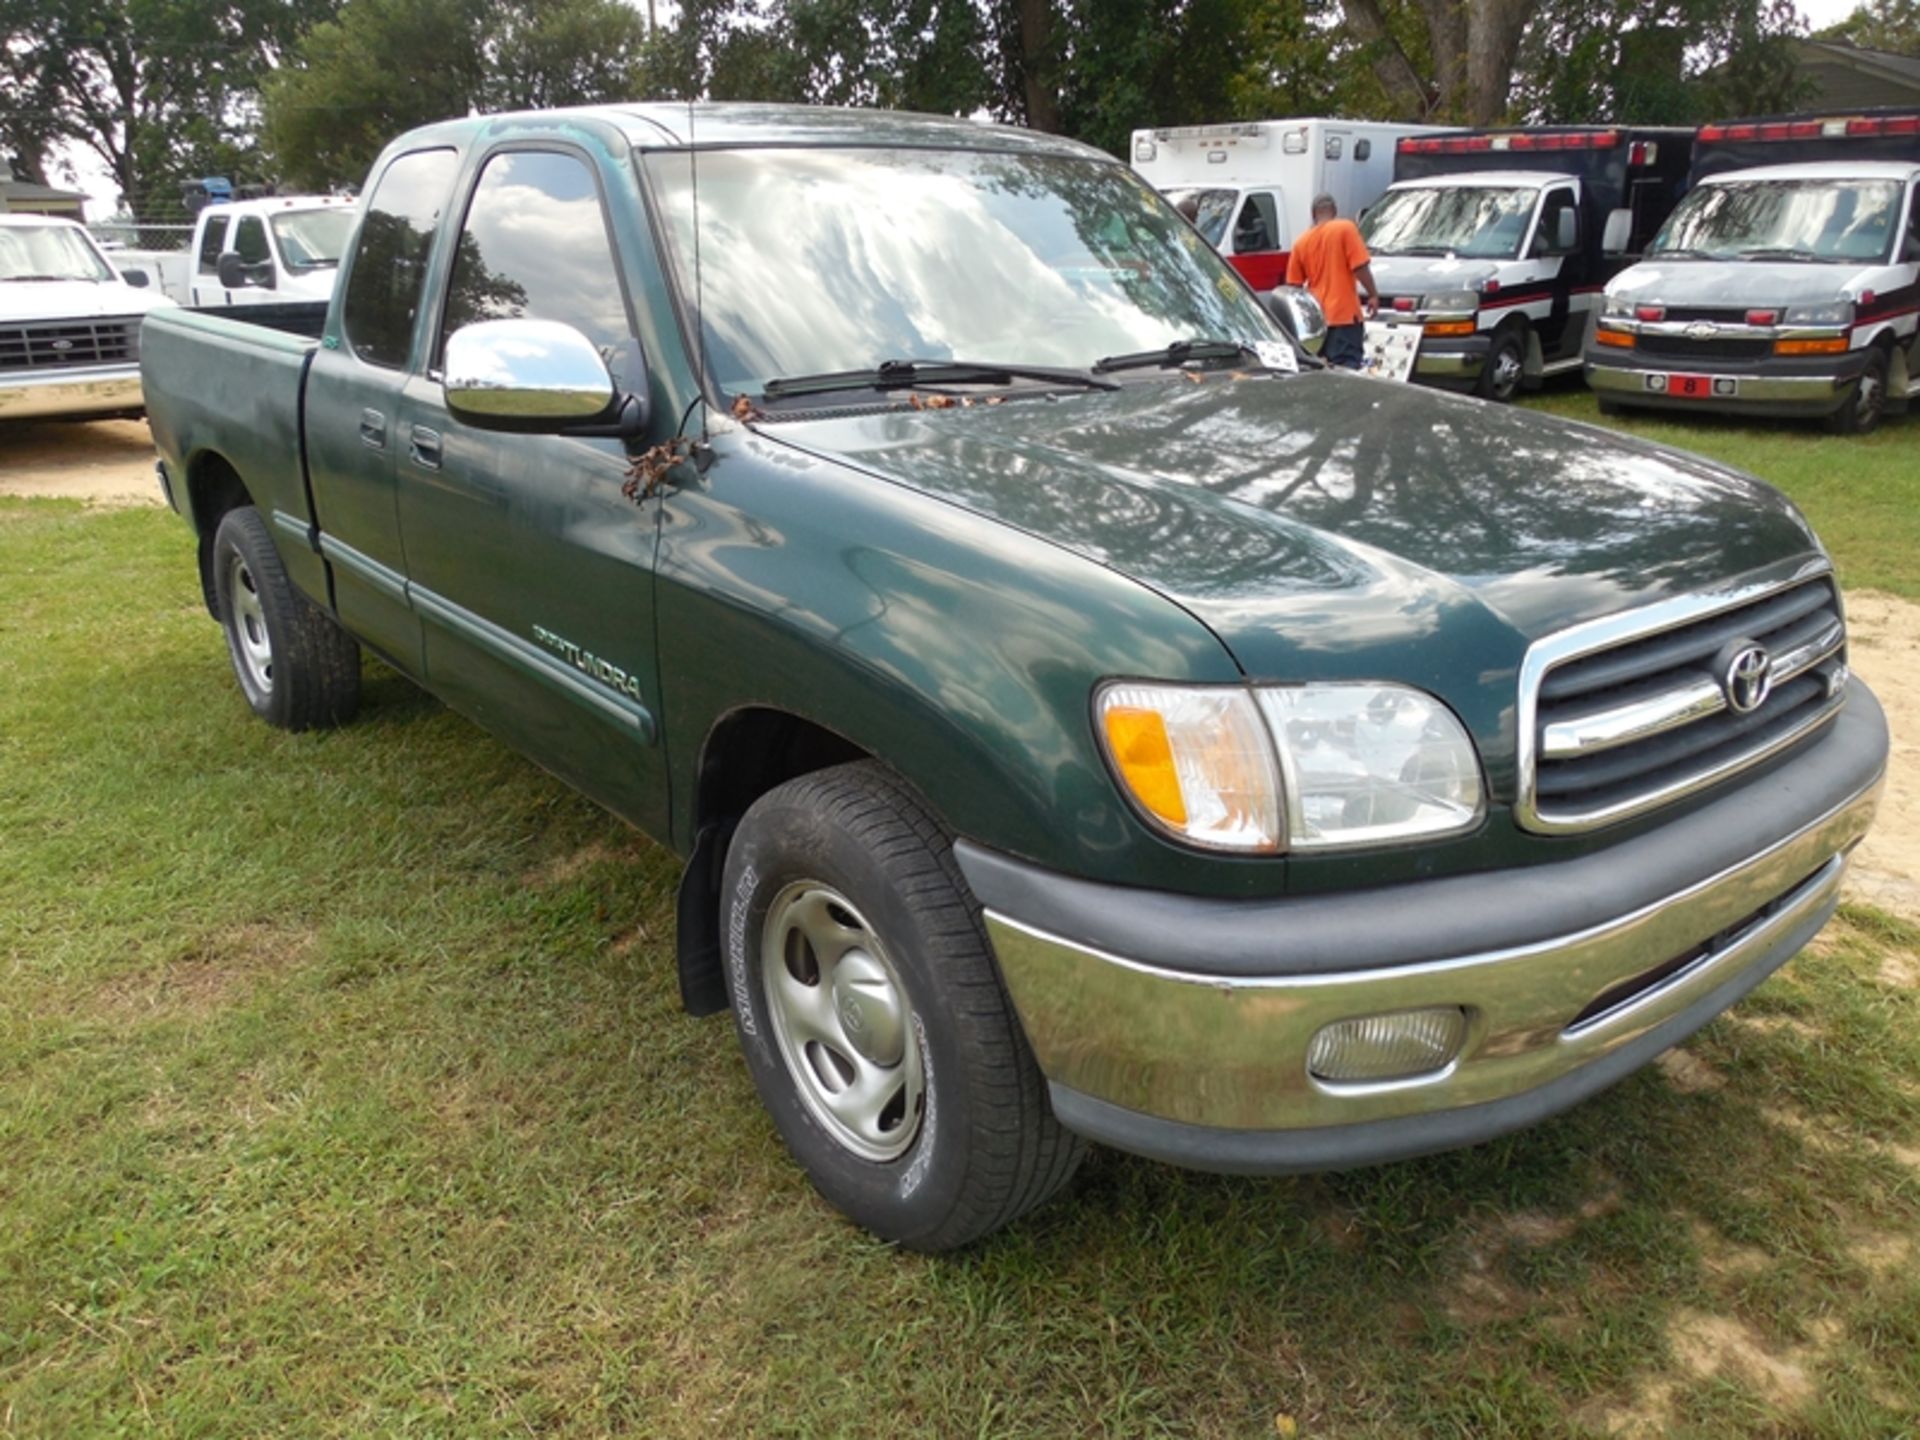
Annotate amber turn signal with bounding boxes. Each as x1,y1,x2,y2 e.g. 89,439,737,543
1422,319,1476,338
1593,326,1635,349
1772,337,1849,357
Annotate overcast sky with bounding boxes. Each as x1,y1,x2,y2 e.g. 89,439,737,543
49,0,1871,219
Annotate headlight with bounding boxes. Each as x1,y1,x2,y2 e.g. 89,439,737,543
1257,685,1483,849
1603,293,1634,318
1420,289,1478,313
1096,682,1484,852
1096,683,1283,852
1784,301,1854,327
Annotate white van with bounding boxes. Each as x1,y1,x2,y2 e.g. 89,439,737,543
0,215,175,421
1129,119,1446,288
1586,111,1920,432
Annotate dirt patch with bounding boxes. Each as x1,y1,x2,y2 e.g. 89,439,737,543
1877,949,1920,989
1587,1310,1841,1436
1842,593,1920,921
1656,1049,1726,1094
91,924,312,1018
1688,1219,1770,1280
1844,1226,1913,1277
0,418,162,507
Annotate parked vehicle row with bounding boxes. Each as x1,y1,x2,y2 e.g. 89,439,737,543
143,103,1885,1250
110,195,359,308
1138,107,1919,429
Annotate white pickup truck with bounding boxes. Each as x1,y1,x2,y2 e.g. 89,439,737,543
0,215,175,421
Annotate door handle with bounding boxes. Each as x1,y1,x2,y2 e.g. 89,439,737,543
408,425,443,470
359,408,386,449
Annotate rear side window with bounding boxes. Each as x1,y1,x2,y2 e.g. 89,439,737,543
1233,192,1279,253
437,149,637,388
197,216,227,274
342,148,460,370
233,216,270,266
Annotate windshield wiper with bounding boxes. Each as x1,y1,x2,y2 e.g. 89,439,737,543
1739,247,1825,263
1092,338,1265,374
0,274,71,283
1648,247,1717,260
761,358,1117,400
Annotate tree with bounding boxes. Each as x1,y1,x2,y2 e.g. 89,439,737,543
1332,0,1536,122
1511,0,1808,125
1819,0,1920,55
0,0,335,214
263,0,658,191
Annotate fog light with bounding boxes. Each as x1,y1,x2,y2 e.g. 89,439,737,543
1307,1008,1468,1084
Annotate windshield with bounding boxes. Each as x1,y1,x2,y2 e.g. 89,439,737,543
1359,186,1540,259
1650,179,1904,263
0,224,115,283
644,147,1282,398
1163,186,1237,247
270,208,356,270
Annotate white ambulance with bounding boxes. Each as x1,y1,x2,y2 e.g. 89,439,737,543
1129,118,1448,288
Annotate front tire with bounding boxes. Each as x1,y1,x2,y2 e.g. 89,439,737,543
722,762,1085,1250
1475,327,1526,403
212,506,361,731
1825,347,1889,436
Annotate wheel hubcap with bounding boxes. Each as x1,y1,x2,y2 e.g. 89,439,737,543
761,882,924,1162
1859,369,1883,424
227,553,272,695
1493,348,1522,395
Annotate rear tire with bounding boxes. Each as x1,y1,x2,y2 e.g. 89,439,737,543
722,762,1085,1250
1824,347,1889,436
212,506,361,731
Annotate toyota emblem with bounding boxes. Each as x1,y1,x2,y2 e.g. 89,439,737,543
1722,643,1773,714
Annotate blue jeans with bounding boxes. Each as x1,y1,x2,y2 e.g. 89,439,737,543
1324,322,1365,370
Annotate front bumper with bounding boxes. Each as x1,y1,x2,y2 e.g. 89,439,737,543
1412,333,1488,383
1585,346,1869,418
0,367,146,421
959,685,1886,1173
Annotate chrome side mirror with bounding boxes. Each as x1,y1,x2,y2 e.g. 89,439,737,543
1263,285,1326,356
443,318,620,431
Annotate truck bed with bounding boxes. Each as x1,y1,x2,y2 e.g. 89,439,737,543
142,305,326,591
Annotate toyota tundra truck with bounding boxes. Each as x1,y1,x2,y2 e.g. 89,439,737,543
142,105,1887,1251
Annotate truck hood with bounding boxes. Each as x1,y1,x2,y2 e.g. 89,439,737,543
0,279,175,322
772,370,1819,686
1368,254,1505,296
1608,259,1875,309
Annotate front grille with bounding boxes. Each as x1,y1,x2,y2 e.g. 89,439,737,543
0,316,142,374
1523,574,1847,832
1636,333,1771,362
1656,306,1749,324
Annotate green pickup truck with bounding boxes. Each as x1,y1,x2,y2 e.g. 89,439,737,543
143,104,1887,1252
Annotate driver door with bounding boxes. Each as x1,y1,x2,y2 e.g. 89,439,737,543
1530,184,1585,361
392,145,670,835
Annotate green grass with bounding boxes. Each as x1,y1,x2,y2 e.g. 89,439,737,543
1520,388,1920,602
3,496,1918,1438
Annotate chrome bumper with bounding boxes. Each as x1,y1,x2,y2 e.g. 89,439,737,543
0,368,145,420
1414,348,1484,380
970,708,1882,1150
1585,362,1849,407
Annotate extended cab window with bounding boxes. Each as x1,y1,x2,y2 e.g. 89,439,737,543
197,216,227,274
437,149,637,387
233,215,270,266
342,148,459,369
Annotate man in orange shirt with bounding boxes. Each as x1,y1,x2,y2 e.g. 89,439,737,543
1284,194,1379,370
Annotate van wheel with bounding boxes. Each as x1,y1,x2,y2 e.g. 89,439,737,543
1825,347,1889,436
212,506,361,731
721,762,1085,1251
1476,328,1526,403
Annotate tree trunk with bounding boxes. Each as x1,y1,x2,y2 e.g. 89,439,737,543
1018,0,1061,132
1334,0,1431,119
1463,0,1533,123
